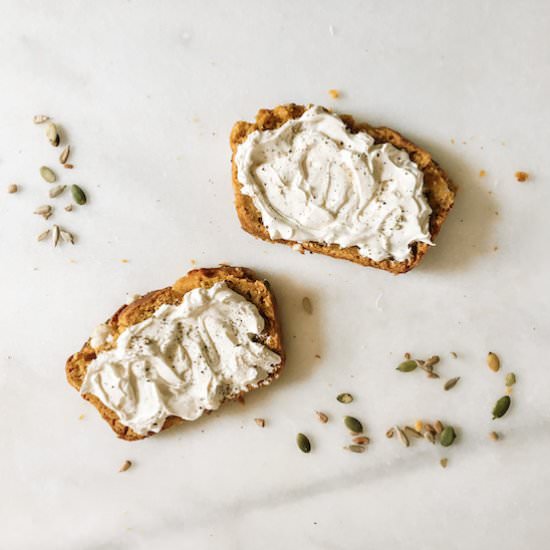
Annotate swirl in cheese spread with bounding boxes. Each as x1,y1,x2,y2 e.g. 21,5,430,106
235,106,432,262
80,282,281,435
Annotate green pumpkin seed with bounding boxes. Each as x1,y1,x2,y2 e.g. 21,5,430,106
71,184,87,205
344,416,363,434
492,396,511,419
296,433,311,453
40,166,56,183
444,377,461,391
440,426,456,447
396,360,417,372
505,373,516,387
337,393,353,404
344,445,365,454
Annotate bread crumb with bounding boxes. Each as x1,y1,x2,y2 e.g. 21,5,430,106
254,418,265,428
315,354,321,359
190,259,197,266
515,171,529,182
440,458,448,468
493,245,499,251
489,431,500,441
237,395,246,406
7,183,18,193
328,89,340,99
121,259,129,263
479,170,486,177
78,414,85,420
505,386,513,396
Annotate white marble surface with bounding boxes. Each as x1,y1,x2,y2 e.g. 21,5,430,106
1,1,549,548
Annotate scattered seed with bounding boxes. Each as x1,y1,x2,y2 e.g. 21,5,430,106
315,411,328,424
489,431,500,441
423,431,435,444
414,420,423,432
59,145,71,165
49,185,66,198
424,355,440,369
440,458,448,468
254,418,265,428
396,359,417,372
296,433,311,453
352,436,370,445
427,372,440,379
395,426,409,447
64,163,74,169
487,352,500,372
344,445,365,453
492,396,511,419
385,427,395,439
34,204,53,219
60,229,74,245
440,426,456,447
46,122,60,146
302,297,313,314
404,352,411,360
505,372,516,387
40,166,56,183
434,420,444,434
424,423,436,436
505,386,513,396
33,114,50,124
65,204,74,212
404,426,422,439
344,416,363,434
52,224,60,247
337,393,353,404
450,351,458,359
444,377,461,391
71,184,87,205
7,183,18,193
119,460,132,473
515,171,529,182
37,229,51,242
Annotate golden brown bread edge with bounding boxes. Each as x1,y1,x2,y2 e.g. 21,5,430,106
65,266,285,441
230,104,457,274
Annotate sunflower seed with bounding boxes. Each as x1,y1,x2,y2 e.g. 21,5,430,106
352,436,370,445
444,377,461,391
487,352,500,372
119,460,132,472
64,163,74,169
440,458,448,468
505,372,516,387
40,166,56,183
492,396,511,419
64,204,73,212
337,393,353,404
344,445,365,453
396,360,417,372
46,122,60,146
37,229,51,241
52,224,60,247
423,431,435,444
254,418,265,428
296,433,311,453
440,426,456,447
71,184,87,205
49,185,66,198
424,355,440,369
302,297,313,314
315,411,328,424
395,426,409,447
424,423,436,436
385,427,395,438
404,426,422,439
489,431,500,441
34,205,53,218
59,145,70,165
33,114,50,124
434,420,444,434
60,229,74,244
344,416,363,434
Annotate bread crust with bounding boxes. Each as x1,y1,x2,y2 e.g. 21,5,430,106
230,104,457,274
65,266,285,441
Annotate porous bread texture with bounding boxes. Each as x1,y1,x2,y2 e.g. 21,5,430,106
230,104,457,274
66,266,284,441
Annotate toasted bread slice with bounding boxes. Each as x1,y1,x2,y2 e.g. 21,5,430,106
66,266,284,441
230,104,457,274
